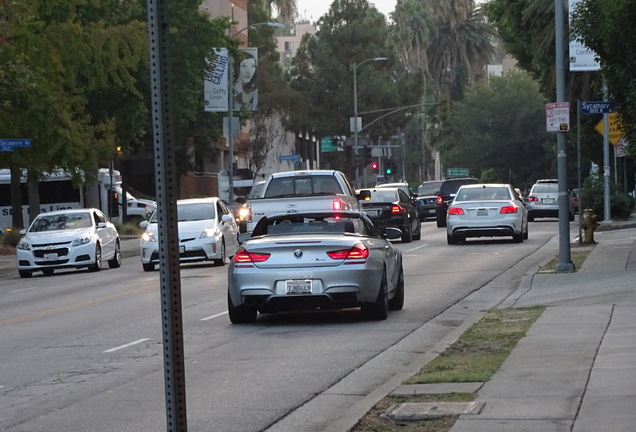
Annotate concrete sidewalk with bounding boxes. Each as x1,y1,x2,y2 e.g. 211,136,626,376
449,225,636,432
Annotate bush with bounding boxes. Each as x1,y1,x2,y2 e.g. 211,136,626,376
582,176,635,220
1,230,22,247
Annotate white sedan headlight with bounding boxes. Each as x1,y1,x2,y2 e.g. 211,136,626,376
142,231,156,242
17,241,31,251
201,227,220,238
72,236,92,246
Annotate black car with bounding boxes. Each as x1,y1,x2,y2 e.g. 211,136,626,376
360,187,421,242
416,180,443,221
435,177,479,227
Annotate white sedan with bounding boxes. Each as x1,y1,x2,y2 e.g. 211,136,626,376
17,208,121,278
446,183,529,244
139,197,240,271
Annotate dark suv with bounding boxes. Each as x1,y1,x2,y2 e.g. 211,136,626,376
435,177,479,227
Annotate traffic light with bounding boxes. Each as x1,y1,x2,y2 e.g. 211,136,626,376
370,161,379,173
385,159,393,175
354,150,363,168
364,146,372,164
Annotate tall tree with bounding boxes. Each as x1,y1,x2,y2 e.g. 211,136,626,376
288,0,423,174
438,71,553,187
571,0,636,154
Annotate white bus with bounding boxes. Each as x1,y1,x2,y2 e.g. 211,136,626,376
0,168,155,233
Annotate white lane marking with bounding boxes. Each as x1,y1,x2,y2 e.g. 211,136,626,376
10,287,38,294
405,243,429,253
104,338,150,353
201,311,228,321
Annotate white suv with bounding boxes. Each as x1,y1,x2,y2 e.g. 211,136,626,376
527,179,574,221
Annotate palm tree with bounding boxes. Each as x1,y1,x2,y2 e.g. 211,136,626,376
266,0,297,26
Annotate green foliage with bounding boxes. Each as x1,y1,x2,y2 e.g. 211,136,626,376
1,230,22,247
436,71,552,187
571,0,636,156
582,175,636,220
288,0,423,141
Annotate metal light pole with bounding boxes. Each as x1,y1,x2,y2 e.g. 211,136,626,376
352,57,387,188
227,22,284,204
554,0,574,272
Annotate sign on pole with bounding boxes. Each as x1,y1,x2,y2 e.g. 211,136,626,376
569,0,601,71
0,139,32,151
580,101,616,115
204,48,229,112
447,168,470,178
594,113,624,145
546,102,570,132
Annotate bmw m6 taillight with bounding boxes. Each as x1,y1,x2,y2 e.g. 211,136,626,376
327,243,369,262
234,247,270,263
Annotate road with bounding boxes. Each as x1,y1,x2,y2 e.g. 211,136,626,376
0,220,564,431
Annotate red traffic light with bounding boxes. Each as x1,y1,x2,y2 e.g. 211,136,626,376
371,162,378,169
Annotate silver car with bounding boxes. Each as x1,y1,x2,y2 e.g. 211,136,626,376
16,208,121,278
527,179,574,221
446,183,529,244
140,197,240,271
227,211,404,323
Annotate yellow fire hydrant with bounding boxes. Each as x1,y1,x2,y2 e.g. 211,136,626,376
581,208,598,245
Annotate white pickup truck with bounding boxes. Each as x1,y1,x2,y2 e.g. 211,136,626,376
243,170,363,233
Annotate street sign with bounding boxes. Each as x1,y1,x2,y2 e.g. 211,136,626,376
580,101,615,114
447,168,469,178
594,113,624,145
320,137,337,152
546,102,570,132
0,139,32,151
278,154,301,163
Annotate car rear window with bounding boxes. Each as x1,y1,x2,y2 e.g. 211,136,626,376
456,187,511,201
418,182,442,196
532,183,558,193
440,179,478,195
264,175,341,197
365,189,398,203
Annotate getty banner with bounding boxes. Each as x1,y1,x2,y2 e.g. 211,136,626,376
204,47,259,112
568,0,600,72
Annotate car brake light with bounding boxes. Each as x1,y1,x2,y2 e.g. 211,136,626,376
234,247,270,263
448,206,464,215
436,196,443,205
391,205,403,214
500,205,519,214
527,196,538,202
333,199,344,211
326,244,369,261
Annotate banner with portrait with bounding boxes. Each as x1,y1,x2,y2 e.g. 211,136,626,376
204,48,229,112
232,48,258,111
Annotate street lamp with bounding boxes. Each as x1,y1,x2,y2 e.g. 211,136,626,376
227,22,285,204
352,57,387,188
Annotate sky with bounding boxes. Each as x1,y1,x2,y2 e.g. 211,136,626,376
295,0,485,23
296,0,398,22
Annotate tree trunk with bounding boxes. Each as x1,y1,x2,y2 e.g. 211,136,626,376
10,166,24,229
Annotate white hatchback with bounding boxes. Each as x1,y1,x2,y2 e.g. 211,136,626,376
139,197,240,271
17,208,121,278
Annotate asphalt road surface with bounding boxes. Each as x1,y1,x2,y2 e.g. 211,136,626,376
0,219,564,431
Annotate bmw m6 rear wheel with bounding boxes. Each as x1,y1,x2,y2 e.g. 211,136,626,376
228,292,257,324
361,272,389,321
